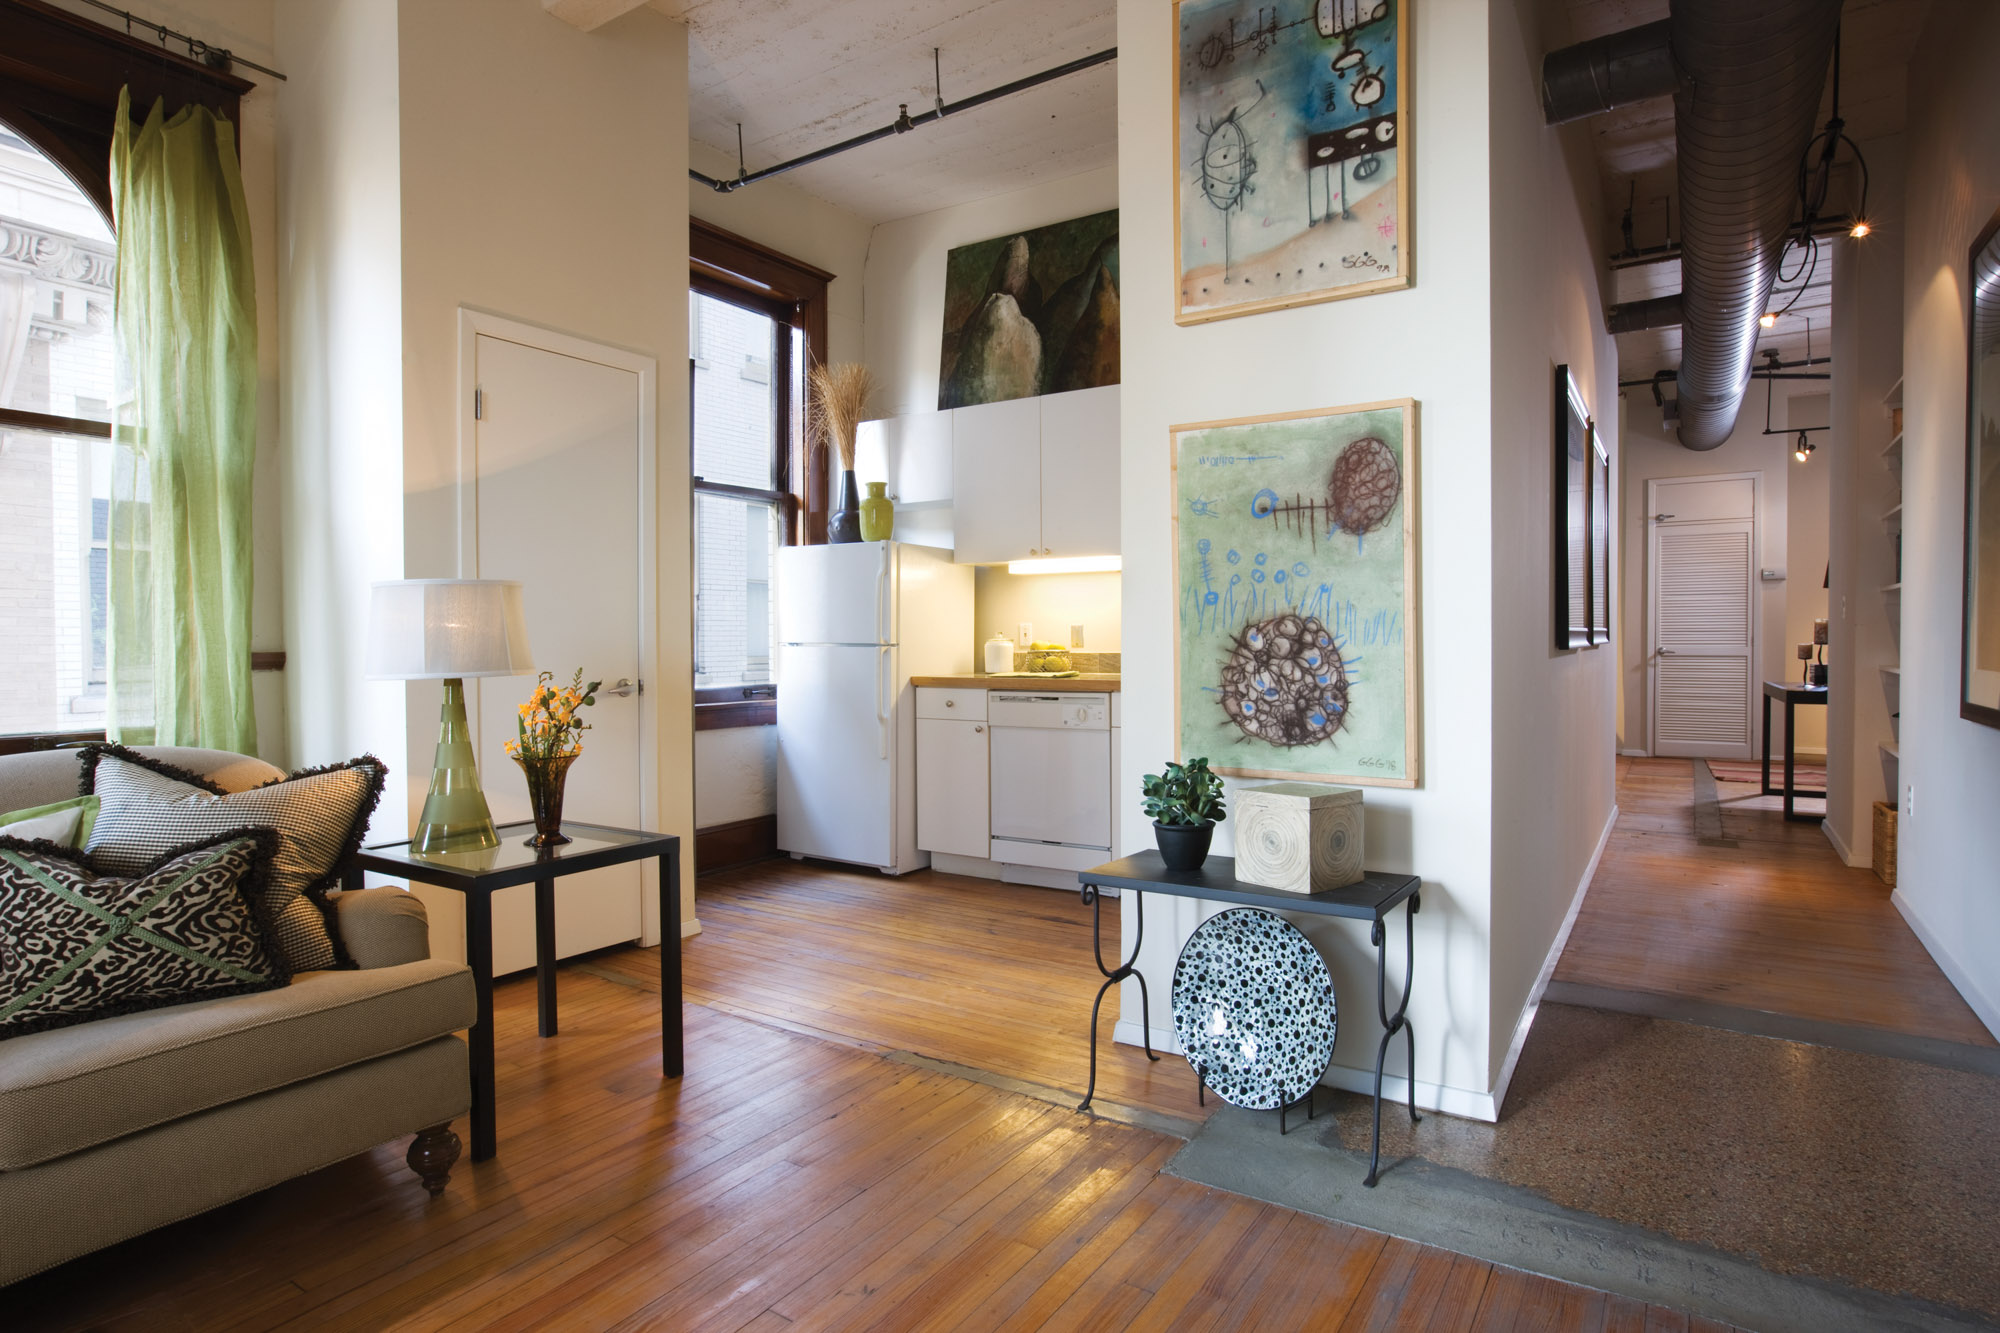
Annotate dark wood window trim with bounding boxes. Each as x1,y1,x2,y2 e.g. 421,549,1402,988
0,0,254,220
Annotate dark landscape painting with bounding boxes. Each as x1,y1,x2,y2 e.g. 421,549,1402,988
938,209,1119,409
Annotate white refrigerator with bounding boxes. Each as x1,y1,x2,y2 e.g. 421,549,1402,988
776,541,973,873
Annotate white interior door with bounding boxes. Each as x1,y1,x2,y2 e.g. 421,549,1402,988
469,330,648,975
1648,476,1758,760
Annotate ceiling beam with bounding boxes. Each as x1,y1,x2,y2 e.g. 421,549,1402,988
542,0,651,32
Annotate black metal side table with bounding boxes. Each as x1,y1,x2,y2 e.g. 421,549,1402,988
347,822,682,1161
1076,852,1422,1187
1760,680,1830,821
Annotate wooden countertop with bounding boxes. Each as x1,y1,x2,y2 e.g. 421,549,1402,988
911,674,1122,692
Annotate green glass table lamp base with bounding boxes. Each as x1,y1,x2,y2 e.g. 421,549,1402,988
413,677,500,854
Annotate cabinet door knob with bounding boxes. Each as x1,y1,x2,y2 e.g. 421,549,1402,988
974,724,984,733
945,698,955,707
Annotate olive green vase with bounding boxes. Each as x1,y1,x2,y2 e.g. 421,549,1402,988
859,481,895,542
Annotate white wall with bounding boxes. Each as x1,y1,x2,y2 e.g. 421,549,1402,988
1619,379,1827,757
865,165,1118,418
973,567,1122,656
1115,0,1507,1118
693,725,775,828
1890,0,2000,1038
1825,139,1906,866
1482,0,1620,1092
393,0,693,920
1782,393,1831,752
275,0,407,823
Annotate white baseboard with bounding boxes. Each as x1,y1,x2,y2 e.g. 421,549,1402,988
1113,1018,1500,1121
1618,748,1650,758
1892,890,2000,1041
1484,802,1619,1117
680,916,702,939
1821,817,1864,868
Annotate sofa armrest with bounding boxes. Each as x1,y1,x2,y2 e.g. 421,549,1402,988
335,886,432,969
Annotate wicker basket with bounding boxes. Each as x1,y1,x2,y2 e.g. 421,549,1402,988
1872,800,1898,887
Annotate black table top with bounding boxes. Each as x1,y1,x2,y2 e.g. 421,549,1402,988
1762,681,1829,702
1080,852,1419,922
356,822,679,893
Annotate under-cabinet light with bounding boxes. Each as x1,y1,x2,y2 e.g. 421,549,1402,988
1006,556,1123,576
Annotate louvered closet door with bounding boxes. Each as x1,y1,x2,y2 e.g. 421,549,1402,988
1649,477,1757,760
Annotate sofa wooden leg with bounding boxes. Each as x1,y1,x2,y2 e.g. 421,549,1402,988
407,1122,462,1198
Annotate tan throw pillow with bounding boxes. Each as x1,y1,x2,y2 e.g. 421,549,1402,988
81,746,386,973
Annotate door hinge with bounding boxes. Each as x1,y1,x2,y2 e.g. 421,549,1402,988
474,387,483,420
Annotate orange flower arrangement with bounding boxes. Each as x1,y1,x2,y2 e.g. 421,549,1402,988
504,669,601,762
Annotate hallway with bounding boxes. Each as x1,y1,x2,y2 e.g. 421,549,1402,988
1551,757,1995,1050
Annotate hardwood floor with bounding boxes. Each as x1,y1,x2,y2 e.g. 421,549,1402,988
1554,756,1995,1047
10,861,1737,1331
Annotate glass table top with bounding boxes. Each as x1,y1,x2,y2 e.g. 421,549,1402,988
361,823,669,875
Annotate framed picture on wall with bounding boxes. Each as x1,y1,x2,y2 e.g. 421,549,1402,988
1963,209,2000,728
1169,399,1420,788
1173,0,1411,324
1555,365,1592,650
1590,418,1611,645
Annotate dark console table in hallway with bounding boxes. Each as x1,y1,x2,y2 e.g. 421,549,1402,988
1076,852,1421,1187
1761,680,1829,822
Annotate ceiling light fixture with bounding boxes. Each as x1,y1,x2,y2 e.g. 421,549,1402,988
1760,312,1778,328
1849,218,1872,239
1794,430,1816,463
1797,21,1871,247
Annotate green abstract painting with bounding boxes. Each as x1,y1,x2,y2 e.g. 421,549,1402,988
1171,400,1418,788
938,209,1119,409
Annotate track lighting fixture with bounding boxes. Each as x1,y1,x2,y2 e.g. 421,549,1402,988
1794,431,1816,463
1760,312,1778,328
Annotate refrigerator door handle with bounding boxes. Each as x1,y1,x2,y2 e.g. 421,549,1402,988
876,646,891,759
876,544,892,645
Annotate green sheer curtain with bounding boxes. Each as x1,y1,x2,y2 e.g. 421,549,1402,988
108,87,258,752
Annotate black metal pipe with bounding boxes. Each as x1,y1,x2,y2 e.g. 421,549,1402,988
1606,294,1684,334
1541,19,1676,124
690,47,1117,194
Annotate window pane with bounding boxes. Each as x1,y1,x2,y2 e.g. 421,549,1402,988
690,290,778,490
0,124,116,425
694,493,777,690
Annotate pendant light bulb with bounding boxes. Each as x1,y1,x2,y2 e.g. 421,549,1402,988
1849,218,1871,239
1759,311,1778,329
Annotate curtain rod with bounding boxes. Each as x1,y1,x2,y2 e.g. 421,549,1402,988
691,47,1117,194
72,0,288,81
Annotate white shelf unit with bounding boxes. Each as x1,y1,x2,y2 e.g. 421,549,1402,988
1882,432,1903,466
1877,380,1905,826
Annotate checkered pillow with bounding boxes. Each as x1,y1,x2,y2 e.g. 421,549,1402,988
81,747,386,973
0,830,290,1040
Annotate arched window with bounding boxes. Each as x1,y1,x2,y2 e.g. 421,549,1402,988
0,118,120,737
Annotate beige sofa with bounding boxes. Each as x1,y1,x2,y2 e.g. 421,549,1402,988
0,746,476,1285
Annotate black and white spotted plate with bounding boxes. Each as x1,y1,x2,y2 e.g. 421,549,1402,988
1170,908,1337,1111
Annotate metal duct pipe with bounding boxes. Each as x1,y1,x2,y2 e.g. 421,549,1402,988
1670,0,1842,449
1541,19,1676,124
1606,293,1684,334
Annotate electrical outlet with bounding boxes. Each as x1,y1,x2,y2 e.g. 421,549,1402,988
1071,623,1085,648
1017,622,1032,647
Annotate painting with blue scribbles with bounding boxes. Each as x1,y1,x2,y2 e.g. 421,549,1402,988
1171,400,1419,788
1174,0,1411,324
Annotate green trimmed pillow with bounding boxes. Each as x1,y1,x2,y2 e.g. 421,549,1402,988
0,829,291,1041
0,796,100,849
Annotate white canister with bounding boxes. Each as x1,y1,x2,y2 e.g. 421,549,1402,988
984,634,1015,674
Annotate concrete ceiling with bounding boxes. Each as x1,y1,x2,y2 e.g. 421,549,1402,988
1564,0,1928,383
669,0,1117,223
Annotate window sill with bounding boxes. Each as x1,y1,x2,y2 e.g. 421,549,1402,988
695,700,776,730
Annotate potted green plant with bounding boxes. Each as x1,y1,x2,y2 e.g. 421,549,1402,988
1141,757,1227,871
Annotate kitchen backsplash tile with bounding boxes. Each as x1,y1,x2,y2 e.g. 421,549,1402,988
1012,650,1120,673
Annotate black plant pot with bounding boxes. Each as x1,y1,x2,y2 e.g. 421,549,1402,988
1154,820,1214,872
829,468,863,544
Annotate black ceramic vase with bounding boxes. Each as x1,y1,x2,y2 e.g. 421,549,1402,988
1154,821,1214,872
829,468,863,543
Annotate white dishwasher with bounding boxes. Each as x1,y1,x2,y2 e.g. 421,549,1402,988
988,692,1113,872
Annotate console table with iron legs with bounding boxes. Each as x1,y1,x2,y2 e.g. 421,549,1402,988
1075,853,1423,1187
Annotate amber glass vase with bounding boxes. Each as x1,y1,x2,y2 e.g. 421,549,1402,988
514,753,578,847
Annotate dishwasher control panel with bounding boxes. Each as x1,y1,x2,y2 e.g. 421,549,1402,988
989,693,1111,730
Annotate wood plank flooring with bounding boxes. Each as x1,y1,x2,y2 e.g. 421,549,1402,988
1554,757,1995,1046
9,859,1735,1331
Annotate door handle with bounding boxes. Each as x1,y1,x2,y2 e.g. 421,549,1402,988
1653,513,1676,522
877,647,891,760
600,678,639,697
1657,648,1677,656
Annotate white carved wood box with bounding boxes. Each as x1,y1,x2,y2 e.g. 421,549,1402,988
1234,782,1364,894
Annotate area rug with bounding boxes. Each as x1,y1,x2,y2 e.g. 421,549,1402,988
1707,758,1826,788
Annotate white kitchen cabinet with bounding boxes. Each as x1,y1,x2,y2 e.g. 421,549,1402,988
917,715,990,859
1038,386,1120,558
856,409,954,508
950,396,1043,564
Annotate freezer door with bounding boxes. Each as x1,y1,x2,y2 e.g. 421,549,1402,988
776,642,895,868
777,541,896,645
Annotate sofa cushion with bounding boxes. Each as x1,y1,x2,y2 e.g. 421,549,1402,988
0,957,474,1170
0,830,291,1041
0,795,100,847
81,745,387,974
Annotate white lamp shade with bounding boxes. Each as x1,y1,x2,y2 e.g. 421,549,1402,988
365,580,535,680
